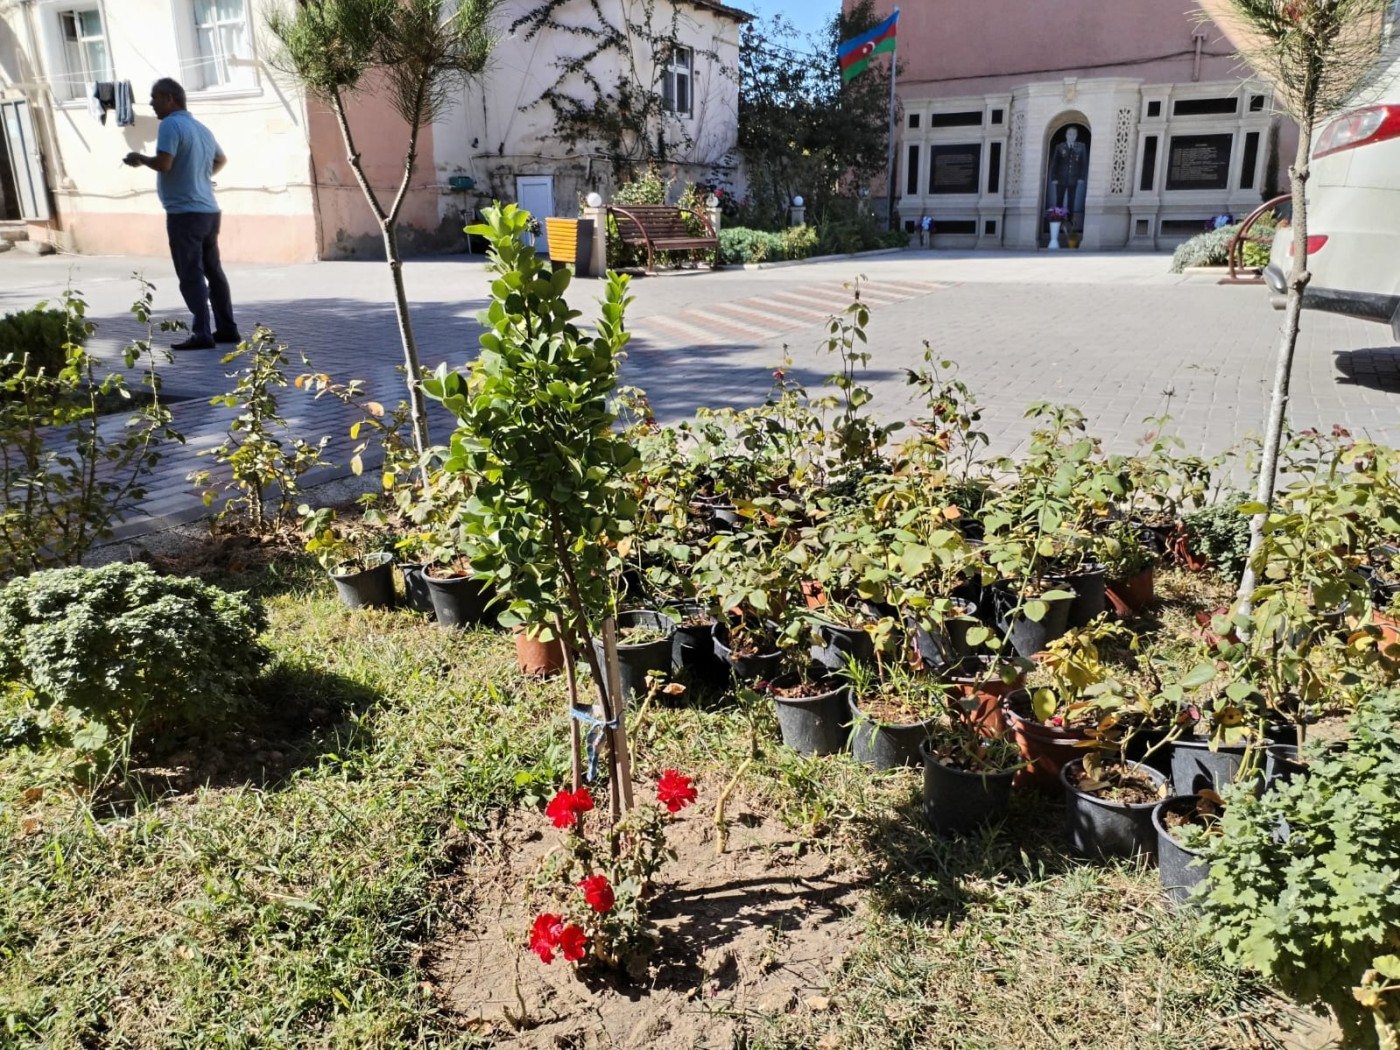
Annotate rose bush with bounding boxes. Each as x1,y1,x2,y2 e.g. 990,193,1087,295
528,772,698,973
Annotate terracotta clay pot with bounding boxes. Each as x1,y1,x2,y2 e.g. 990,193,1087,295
1106,567,1155,617
515,626,566,678
1002,691,1092,794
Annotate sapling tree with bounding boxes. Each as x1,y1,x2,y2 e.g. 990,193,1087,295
267,0,500,461
422,203,641,816
1198,0,1391,606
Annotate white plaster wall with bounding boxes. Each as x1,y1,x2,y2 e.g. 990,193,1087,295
437,0,742,220
1,0,318,260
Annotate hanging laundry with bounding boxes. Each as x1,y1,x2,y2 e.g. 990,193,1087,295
87,81,106,125
114,81,135,128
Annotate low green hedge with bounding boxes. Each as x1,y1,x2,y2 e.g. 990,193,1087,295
719,222,904,265
1169,221,1278,273
0,307,70,384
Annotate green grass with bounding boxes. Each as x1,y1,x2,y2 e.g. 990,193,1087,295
0,559,1284,1048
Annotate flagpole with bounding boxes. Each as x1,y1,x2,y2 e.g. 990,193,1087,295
884,8,900,232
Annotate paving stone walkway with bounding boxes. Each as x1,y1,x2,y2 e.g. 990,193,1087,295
2,246,1397,543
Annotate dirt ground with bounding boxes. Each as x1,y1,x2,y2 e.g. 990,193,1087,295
427,797,866,1049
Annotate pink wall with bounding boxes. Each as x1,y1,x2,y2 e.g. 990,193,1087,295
41,212,318,264
307,76,446,260
848,1,1239,98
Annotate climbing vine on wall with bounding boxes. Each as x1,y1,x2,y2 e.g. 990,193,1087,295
511,0,733,183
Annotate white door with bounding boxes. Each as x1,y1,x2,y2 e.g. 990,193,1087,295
0,100,51,221
515,175,554,253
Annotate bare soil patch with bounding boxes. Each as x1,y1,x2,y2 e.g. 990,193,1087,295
427,796,866,1049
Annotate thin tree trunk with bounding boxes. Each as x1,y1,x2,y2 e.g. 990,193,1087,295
1236,98,1316,610
328,89,431,459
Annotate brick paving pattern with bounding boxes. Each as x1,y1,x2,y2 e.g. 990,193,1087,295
2,247,1397,543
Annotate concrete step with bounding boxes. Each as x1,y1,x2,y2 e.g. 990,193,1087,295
0,224,29,244
13,239,55,255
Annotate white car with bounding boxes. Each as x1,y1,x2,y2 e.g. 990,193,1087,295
1264,63,1400,341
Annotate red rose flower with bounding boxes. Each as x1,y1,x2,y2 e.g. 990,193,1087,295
656,769,697,813
578,874,615,914
558,923,588,962
544,787,595,829
529,913,564,963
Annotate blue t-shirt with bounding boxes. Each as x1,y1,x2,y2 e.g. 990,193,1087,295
155,110,221,214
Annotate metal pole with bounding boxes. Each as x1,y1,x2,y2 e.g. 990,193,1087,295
884,9,900,232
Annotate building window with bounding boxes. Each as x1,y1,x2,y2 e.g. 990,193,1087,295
192,0,254,90
908,113,920,129
57,9,111,100
1146,100,1162,118
662,46,692,115
906,143,920,195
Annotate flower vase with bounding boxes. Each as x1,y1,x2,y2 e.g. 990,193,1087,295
1048,221,1062,250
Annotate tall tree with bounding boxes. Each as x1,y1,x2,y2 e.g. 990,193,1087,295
1198,0,1391,606
268,0,499,460
738,0,893,227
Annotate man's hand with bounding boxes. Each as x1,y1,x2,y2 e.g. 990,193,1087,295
123,152,145,168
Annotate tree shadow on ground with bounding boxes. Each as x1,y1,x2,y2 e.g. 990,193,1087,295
102,660,383,814
850,788,1075,924
1334,347,1400,394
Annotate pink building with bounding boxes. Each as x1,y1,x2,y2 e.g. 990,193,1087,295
851,1,1293,249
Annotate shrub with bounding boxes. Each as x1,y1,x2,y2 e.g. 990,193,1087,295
782,224,819,260
1169,220,1278,273
0,307,69,383
1182,497,1253,576
0,563,268,746
1199,690,1400,1047
719,226,786,264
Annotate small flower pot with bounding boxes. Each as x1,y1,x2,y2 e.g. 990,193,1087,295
424,569,495,629
993,583,1072,659
1152,796,1211,906
920,739,1016,835
1048,563,1107,629
515,626,566,678
774,681,850,757
329,552,395,610
398,563,436,615
810,617,876,673
847,695,936,771
1001,690,1091,794
664,601,725,685
592,609,677,705
1105,566,1155,617
712,622,783,682
1167,736,1255,795
1061,759,1168,860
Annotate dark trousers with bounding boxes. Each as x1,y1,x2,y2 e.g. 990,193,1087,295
166,211,235,340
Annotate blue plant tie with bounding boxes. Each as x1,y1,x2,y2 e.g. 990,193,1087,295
569,707,619,782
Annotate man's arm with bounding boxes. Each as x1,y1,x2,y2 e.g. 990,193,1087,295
123,151,174,172
211,150,227,176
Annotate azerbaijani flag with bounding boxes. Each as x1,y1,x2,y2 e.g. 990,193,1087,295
838,9,899,84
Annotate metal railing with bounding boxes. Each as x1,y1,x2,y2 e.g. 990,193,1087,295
1226,194,1291,281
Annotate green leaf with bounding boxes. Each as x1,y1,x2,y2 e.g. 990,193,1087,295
1024,599,1047,622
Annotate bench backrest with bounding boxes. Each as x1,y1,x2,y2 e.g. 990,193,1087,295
610,204,713,241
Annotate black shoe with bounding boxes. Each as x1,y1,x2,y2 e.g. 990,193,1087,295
172,336,216,351
213,330,243,344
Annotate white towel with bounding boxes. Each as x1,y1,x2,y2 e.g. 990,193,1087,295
87,81,105,125
115,81,135,128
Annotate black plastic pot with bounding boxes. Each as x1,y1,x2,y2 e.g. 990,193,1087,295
329,552,395,610
424,570,495,629
774,681,850,756
848,695,936,771
1168,737,1258,795
919,740,1016,835
1366,545,1400,606
1265,743,1307,787
994,584,1072,659
1050,564,1107,630
1061,759,1168,859
712,622,784,682
398,563,436,615
664,602,724,684
593,609,677,705
1153,796,1211,906
810,618,876,673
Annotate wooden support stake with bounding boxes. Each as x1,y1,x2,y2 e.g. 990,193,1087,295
600,617,635,813
557,613,583,793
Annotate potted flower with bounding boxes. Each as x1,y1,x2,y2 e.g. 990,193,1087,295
1044,206,1069,248
301,506,396,609
919,682,1024,834
841,651,950,770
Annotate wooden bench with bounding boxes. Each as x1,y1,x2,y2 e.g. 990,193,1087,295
607,204,718,273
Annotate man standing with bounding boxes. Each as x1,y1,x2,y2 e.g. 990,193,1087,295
1048,126,1089,222
123,78,239,350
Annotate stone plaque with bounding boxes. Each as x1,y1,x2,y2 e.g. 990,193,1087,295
929,144,981,195
1165,134,1233,191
